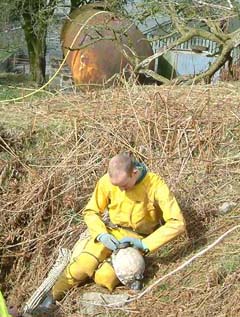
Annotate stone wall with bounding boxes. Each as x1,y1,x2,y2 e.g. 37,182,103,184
0,24,26,72
46,4,73,89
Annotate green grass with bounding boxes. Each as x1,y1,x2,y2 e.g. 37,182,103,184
159,295,170,303
219,253,240,274
0,73,55,101
0,85,22,100
0,51,13,62
64,209,83,224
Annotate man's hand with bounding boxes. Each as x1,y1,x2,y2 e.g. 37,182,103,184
119,237,148,252
97,233,120,251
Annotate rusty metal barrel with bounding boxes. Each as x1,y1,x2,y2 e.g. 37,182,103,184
61,4,154,86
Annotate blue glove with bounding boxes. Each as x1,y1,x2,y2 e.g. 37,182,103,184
97,233,120,251
119,237,148,252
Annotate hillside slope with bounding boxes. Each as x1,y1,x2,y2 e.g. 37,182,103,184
0,83,239,316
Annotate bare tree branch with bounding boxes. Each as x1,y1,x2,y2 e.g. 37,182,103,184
193,0,233,11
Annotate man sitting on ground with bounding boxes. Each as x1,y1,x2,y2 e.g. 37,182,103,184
33,153,186,315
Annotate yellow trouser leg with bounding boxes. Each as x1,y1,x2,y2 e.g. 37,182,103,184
93,228,142,292
52,238,111,300
94,261,120,292
53,228,143,299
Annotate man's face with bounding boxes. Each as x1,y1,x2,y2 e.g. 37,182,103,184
109,170,137,191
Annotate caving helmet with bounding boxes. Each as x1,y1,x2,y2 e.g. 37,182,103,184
112,243,145,290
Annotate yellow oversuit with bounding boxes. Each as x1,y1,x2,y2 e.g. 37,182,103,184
0,291,11,317
53,172,185,299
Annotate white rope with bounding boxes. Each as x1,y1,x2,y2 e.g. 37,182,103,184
23,248,71,313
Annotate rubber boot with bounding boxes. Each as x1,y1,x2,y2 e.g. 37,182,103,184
8,306,21,317
28,292,57,317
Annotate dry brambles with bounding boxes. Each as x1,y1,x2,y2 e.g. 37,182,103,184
0,83,239,316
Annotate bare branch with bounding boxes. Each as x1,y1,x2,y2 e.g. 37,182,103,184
193,0,233,11
138,69,170,84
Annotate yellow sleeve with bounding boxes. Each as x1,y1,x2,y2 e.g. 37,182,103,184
0,291,11,317
83,175,110,240
142,179,186,252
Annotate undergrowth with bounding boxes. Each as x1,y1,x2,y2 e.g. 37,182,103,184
0,82,239,317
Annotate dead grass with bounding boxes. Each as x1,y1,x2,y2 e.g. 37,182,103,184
0,82,239,316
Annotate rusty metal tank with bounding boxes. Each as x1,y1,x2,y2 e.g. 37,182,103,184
61,3,154,87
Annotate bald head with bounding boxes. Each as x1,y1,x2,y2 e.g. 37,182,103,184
108,153,134,177
108,154,139,191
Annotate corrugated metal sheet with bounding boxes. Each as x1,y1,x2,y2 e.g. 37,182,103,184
144,25,240,60
142,22,240,78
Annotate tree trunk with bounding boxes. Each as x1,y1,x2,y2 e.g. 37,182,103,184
22,13,47,85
